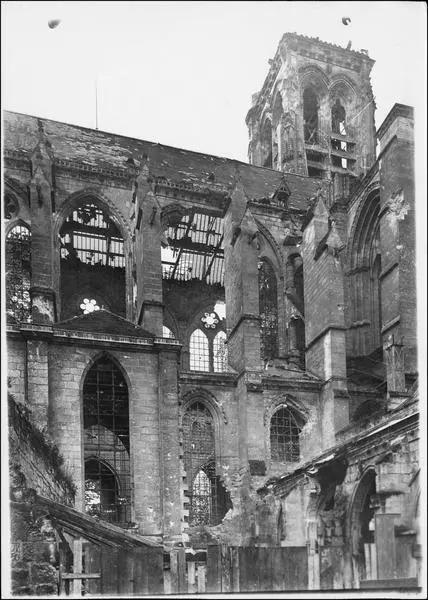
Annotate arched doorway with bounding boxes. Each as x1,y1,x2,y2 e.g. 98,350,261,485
349,469,378,585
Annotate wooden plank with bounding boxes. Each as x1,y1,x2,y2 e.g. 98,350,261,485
170,550,178,594
72,538,83,596
177,548,186,593
284,546,308,590
220,545,231,593
360,578,419,589
187,561,197,594
100,546,118,595
395,535,417,579
206,545,221,592
375,514,399,579
61,573,101,579
271,547,285,592
59,540,72,596
258,547,272,592
364,544,371,579
197,565,206,594
230,547,240,593
133,547,149,596
117,550,134,595
239,547,259,592
83,542,101,595
147,547,164,594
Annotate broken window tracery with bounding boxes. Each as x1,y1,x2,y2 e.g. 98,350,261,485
59,202,126,319
213,330,228,372
6,224,32,323
83,356,131,525
259,259,279,363
182,401,231,526
270,406,301,462
331,99,347,135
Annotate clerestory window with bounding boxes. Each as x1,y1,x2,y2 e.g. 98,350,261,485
59,202,125,319
259,259,278,363
189,323,228,373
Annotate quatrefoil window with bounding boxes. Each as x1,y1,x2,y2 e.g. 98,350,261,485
80,298,100,314
201,312,219,329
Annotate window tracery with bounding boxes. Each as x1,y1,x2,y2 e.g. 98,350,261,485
270,406,301,462
59,202,126,319
83,356,131,525
6,224,32,323
259,259,278,362
182,401,231,526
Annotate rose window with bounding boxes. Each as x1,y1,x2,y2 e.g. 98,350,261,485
201,312,219,329
80,298,101,314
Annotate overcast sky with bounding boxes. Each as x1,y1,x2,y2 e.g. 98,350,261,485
2,1,426,162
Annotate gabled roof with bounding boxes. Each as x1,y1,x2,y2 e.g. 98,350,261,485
4,110,318,212
54,309,155,339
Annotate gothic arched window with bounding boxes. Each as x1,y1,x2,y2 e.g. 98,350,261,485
190,329,210,371
270,406,301,462
83,356,131,525
6,224,31,323
213,331,228,372
189,314,228,372
259,259,278,362
163,325,175,339
182,401,231,526
59,202,125,320
303,88,319,144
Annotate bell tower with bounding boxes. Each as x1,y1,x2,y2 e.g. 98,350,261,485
246,33,376,198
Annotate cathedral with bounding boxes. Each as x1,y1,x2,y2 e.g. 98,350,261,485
5,32,420,594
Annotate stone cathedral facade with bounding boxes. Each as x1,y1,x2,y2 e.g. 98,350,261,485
5,33,420,592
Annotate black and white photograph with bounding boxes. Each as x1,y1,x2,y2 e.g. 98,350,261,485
1,1,426,597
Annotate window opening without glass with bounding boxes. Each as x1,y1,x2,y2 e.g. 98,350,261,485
161,211,224,285
182,402,231,526
59,202,125,319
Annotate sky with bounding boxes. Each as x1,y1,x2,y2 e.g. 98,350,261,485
2,1,426,162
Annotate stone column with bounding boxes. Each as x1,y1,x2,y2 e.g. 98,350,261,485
224,176,264,467
378,104,416,382
29,122,56,324
156,341,184,543
133,159,163,336
302,196,349,445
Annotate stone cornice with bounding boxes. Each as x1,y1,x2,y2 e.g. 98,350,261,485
179,371,237,387
377,103,414,142
7,323,181,352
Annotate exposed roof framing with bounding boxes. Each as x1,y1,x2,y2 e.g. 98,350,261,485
162,211,224,286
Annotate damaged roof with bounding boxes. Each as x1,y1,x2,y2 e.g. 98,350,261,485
259,396,419,497
54,309,155,339
4,110,318,211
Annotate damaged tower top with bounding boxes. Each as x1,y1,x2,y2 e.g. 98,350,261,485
246,32,376,194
